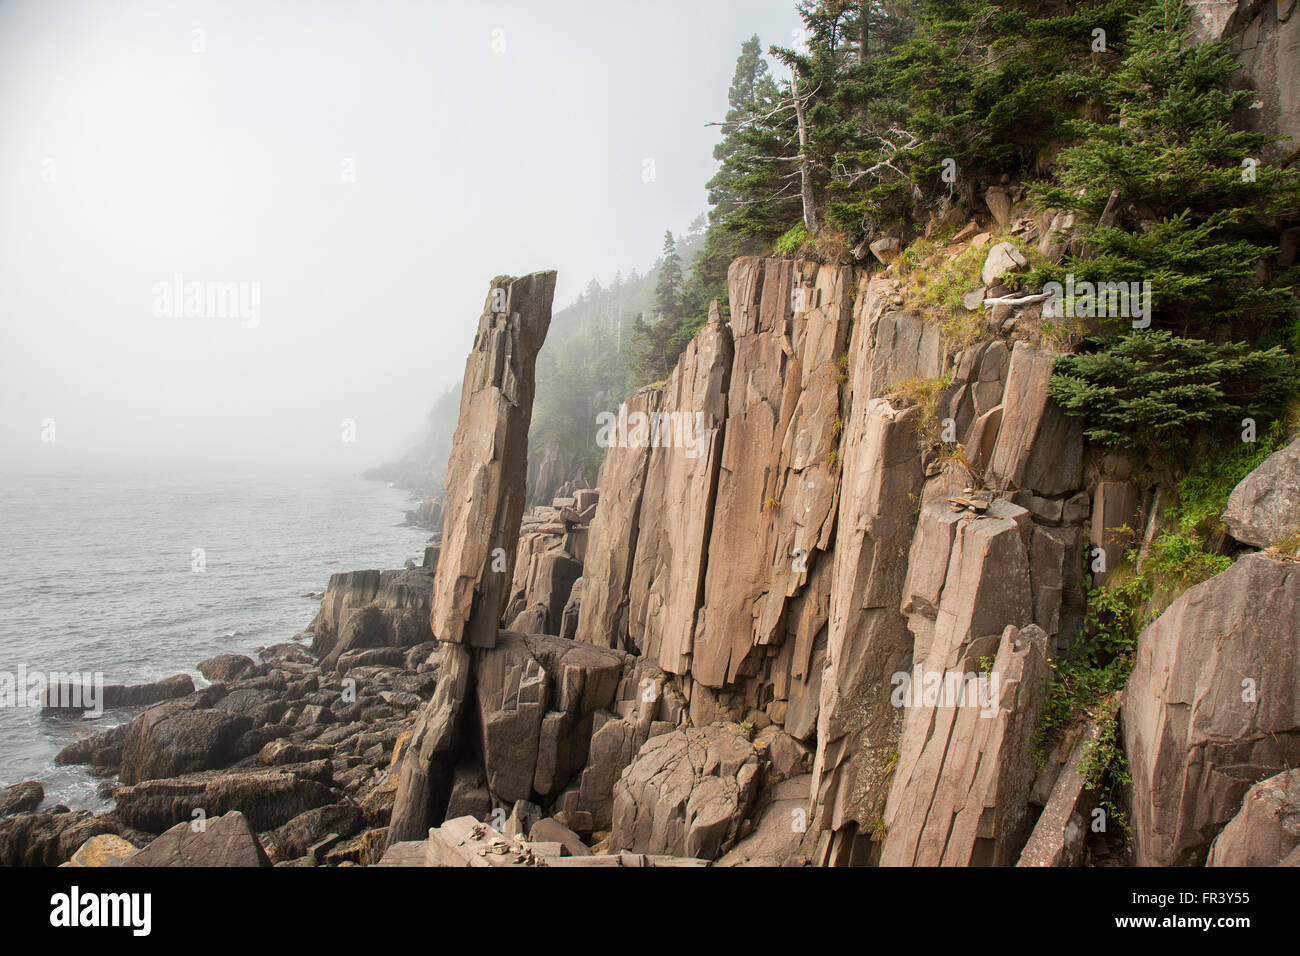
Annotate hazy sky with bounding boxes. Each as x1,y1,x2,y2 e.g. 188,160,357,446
0,0,800,474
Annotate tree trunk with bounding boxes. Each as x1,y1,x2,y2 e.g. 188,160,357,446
792,67,819,234
859,2,870,62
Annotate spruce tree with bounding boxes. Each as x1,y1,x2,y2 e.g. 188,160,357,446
1033,0,1300,460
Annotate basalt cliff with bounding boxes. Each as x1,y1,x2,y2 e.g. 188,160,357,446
5,236,1297,871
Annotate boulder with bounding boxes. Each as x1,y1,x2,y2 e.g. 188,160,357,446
980,241,1027,286
123,811,271,867
609,725,763,860
55,722,132,768
263,803,364,862
1017,722,1100,867
1222,435,1300,548
0,810,119,866
1123,552,1300,865
717,775,816,866
65,834,140,867
528,817,591,857
40,673,194,714
0,781,43,817
197,654,256,682
1207,770,1300,867
119,703,252,784
114,767,336,834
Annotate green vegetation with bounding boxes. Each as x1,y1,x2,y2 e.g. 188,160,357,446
775,223,810,257
1035,411,1296,839
1030,0,1300,464
1049,331,1297,462
1035,568,1141,840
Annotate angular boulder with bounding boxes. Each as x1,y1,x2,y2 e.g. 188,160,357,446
114,767,336,834
119,703,252,784
609,725,762,860
0,781,43,817
1206,769,1300,867
1222,435,1300,548
123,811,271,867
1123,552,1300,865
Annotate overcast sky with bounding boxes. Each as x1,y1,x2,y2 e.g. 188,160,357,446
0,0,800,474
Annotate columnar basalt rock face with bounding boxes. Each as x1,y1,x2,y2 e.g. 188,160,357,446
576,387,662,651
388,272,555,844
564,255,1097,863
692,258,851,689
986,342,1082,497
812,397,925,842
902,496,1035,674
811,276,939,849
625,304,732,670
881,624,1049,867
1122,552,1300,866
431,271,557,650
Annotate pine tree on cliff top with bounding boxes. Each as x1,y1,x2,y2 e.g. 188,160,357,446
1038,0,1300,461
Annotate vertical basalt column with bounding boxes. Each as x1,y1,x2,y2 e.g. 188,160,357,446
388,270,556,844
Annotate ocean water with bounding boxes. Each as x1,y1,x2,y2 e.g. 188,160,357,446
0,468,431,810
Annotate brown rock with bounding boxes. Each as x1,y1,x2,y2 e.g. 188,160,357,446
986,342,1082,496
576,387,662,650
123,811,271,867
881,624,1049,866
1122,552,1300,866
609,724,762,860
389,271,555,844
626,301,732,671
1206,769,1300,867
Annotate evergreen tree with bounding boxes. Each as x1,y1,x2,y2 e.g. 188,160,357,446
654,230,684,322
1034,0,1300,460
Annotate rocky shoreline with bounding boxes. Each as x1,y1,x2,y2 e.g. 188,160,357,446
5,246,1299,870
0,563,440,866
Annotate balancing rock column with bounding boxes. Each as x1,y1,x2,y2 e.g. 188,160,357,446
388,270,556,844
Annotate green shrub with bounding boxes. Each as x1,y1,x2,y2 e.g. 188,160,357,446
1049,331,1297,461
775,222,809,257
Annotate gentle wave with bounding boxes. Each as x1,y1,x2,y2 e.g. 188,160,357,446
0,470,431,809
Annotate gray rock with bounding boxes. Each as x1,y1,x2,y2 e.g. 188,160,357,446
1222,435,1300,548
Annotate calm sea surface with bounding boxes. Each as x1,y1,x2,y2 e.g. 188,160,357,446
0,468,430,810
